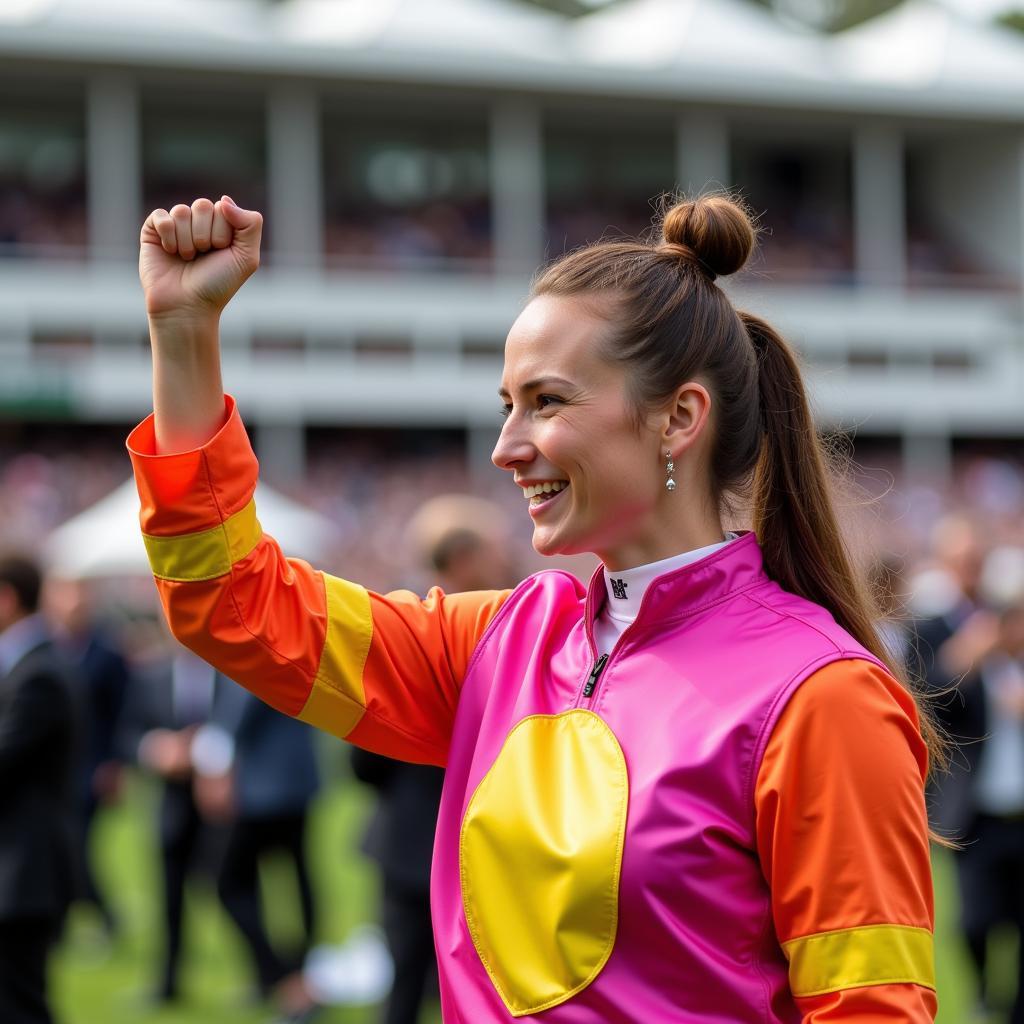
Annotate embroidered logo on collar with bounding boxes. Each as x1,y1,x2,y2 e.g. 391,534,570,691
610,578,628,600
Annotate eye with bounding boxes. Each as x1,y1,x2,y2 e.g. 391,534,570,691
537,394,562,410
499,402,513,420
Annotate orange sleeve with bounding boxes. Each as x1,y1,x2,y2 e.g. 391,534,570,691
127,396,509,766
755,658,937,1022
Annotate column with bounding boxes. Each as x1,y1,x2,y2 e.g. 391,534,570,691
467,422,504,487
86,74,141,260
901,430,952,485
267,83,323,267
490,98,544,274
255,419,307,485
853,122,906,288
676,110,729,197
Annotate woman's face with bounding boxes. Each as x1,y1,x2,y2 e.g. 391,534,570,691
492,294,669,569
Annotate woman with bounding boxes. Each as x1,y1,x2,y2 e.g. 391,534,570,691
131,193,939,1022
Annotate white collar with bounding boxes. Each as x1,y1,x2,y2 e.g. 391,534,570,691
602,534,738,624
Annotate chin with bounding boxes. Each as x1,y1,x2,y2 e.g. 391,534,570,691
531,528,584,559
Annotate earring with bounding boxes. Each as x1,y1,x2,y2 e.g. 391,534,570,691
664,450,676,492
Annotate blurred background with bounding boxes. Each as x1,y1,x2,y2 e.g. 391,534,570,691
1,0,1024,1021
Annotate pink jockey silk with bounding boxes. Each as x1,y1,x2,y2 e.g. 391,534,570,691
432,532,887,1022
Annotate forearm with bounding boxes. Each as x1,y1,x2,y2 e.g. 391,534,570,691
139,195,262,452
149,312,227,454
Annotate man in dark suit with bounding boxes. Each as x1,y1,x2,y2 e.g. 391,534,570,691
46,577,130,937
119,643,222,1002
918,534,1024,1023
191,677,320,1014
0,554,78,1024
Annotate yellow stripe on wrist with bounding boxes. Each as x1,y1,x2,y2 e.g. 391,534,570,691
143,497,262,582
783,923,935,997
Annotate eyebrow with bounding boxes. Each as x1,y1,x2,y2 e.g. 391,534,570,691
497,376,576,399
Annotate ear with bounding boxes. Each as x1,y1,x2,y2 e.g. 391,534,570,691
659,380,712,459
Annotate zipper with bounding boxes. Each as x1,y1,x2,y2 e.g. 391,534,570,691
581,653,609,700
577,574,657,706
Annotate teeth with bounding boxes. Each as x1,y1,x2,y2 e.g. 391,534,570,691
523,481,568,500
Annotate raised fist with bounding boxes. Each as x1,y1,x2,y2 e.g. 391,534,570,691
139,196,263,320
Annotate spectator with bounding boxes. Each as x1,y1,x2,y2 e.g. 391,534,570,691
913,524,1024,1019
191,677,321,1021
933,548,1024,1024
119,643,224,1003
0,553,78,1024
45,576,130,939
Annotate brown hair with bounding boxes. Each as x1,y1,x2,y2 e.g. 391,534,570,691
0,552,42,615
533,193,947,781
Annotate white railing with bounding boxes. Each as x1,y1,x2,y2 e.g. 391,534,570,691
0,258,1021,435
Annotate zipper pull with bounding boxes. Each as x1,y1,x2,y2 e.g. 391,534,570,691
582,653,609,699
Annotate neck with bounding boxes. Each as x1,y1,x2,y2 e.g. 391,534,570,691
600,517,726,573
600,465,725,570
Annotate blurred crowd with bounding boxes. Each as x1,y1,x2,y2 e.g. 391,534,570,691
2,438,1024,1022
0,151,1000,287
323,200,492,272
0,188,88,259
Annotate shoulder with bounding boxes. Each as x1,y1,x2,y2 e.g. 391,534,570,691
762,658,928,789
480,569,586,626
8,641,69,683
743,583,874,660
789,658,920,727
2,644,76,721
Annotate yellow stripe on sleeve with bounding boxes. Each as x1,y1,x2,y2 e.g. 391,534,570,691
143,497,262,582
783,923,935,997
297,574,373,738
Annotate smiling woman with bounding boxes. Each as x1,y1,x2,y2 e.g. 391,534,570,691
130,191,941,1022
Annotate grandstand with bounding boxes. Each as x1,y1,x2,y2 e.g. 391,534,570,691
1,0,1023,487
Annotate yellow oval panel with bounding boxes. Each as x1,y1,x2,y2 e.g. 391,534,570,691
459,710,628,1016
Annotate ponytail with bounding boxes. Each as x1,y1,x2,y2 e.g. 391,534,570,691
742,311,949,782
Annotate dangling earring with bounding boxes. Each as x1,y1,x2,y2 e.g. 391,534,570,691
664,450,676,492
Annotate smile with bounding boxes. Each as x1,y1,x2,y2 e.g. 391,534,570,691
523,480,569,502
525,482,570,516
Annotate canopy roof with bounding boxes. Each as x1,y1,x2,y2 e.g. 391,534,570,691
2,0,1023,117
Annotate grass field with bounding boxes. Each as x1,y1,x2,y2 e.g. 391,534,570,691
51,760,1016,1024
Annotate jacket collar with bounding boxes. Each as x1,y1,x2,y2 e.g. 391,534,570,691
0,613,50,676
585,531,768,639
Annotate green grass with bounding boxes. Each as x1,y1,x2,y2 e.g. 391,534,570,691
52,761,441,1024
52,768,1016,1023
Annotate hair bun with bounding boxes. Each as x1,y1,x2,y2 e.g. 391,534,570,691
660,195,755,280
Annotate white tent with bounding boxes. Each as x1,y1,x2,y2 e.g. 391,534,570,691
45,477,340,579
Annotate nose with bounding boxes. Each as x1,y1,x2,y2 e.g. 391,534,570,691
491,413,535,472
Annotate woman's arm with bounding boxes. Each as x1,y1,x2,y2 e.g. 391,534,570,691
132,198,510,763
755,659,938,1021
139,195,262,453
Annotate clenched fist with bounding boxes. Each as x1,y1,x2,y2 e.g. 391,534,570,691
139,196,263,320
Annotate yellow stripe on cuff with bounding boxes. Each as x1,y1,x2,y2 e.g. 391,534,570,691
297,574,373,738
143,497,262,582
783,923,935,998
